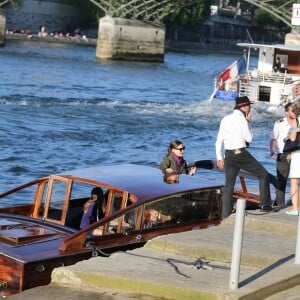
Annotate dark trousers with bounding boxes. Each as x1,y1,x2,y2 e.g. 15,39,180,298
274,153,290,207
222,148,272,219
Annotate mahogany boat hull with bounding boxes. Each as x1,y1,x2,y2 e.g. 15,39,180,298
0,164,224,296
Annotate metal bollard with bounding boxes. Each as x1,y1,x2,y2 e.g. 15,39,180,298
295,190,300,264
229,198,246,290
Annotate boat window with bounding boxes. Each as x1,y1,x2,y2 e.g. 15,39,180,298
0,183,39,209
103,193,122,234
109,194,123,214
142,189,221,229
122,207,138,232
105,194,135,234
46,180,68,221
275,54,288,71
67,183,109,229
70,183,108,202
37,182,49,217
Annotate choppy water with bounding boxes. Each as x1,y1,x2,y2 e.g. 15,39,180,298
0,40,285,204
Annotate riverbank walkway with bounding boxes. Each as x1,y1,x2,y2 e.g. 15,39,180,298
8,205,300,300
5,32,97,47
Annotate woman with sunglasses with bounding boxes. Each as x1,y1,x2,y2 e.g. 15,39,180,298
159,140,196,176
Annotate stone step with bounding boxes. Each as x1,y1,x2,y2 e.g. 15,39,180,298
145,209,298,268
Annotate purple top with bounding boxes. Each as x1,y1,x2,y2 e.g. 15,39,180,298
79,203,96,229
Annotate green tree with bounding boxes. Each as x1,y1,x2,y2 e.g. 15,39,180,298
254,8,285,28
162,0,212,26
66,0,105,20
66,0,212,26
0,0,20,8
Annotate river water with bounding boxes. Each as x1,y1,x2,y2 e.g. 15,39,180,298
0,40,285,205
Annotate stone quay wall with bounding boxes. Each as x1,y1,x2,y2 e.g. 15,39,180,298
5,0,88,34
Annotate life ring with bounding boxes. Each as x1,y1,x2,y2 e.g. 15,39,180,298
293,84,299,96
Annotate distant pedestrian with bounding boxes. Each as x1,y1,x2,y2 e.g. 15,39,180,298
273,57,281,73
270,103,299,209
216,96,275,219
38,25,48,37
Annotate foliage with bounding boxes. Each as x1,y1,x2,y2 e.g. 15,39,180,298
254,8,284,28
65,0,104,20
0,0,20,9
162,0,212,27
63,0,212,26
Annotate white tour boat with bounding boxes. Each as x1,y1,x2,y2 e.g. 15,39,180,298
212,43,300,106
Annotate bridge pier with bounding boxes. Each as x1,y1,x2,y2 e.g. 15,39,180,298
0,9,6,47
96,16,165,62
285,30,300,45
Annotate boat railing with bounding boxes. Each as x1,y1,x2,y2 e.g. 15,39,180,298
248,70,294,84
238,70,300,104
238,77,259,102
291,79,300,101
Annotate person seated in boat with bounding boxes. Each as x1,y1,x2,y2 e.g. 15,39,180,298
143,209,172,228
273,57,282,73
158,140,196,176
79,187,106,232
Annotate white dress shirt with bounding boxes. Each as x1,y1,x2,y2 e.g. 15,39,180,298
271,117,291,154
215,109,253,161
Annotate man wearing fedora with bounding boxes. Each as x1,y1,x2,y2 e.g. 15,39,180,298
215,96,274,219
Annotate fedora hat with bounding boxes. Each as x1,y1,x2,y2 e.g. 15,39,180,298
234,96,252,109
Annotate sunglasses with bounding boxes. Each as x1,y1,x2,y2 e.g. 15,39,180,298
174,146,185,151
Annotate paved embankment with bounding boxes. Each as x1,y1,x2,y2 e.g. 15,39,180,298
8,208,300,300
5,33,97,47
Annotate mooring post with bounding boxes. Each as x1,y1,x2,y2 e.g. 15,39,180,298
295,200,300,264
0,9,6,47
229,198,246,290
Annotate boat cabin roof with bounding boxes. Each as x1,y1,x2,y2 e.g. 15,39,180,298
237,43,300,52
58,164,222,203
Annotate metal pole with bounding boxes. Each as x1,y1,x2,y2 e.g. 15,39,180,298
229,198,246,290
295,189,300,264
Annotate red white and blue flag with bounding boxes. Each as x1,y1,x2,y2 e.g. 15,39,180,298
218,55,247,86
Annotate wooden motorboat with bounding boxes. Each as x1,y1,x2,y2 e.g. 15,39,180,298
0,164,223,296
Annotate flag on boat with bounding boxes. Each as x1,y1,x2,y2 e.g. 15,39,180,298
219,55,247,84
